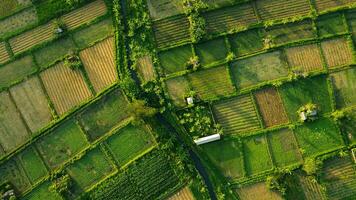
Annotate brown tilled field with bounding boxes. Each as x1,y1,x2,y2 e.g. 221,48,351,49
236,182,283,200
168,187,194,200
314,0,353,13
0,42,9,64
137,55,156,82
9,76,53,133
254,88,289,127
80,37,117,92
40,62,93,115
285,44,324,72
321,38,354,68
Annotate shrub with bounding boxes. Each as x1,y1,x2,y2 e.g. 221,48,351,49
302,158,322,175
64,52,82,70
49,174,73,197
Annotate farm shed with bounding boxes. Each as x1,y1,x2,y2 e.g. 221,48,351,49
194,134,221,145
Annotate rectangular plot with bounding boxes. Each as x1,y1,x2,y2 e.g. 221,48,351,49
0,159,31,194
165,76,191,107
0,55,36,90
168,187,194,200
213,94,261,135
77,89,129,141
0,42,10,64
236,182,283,200
10,76,53,133
285,44,324,72
195,37,228,66
0,91,30,153
40,62,93,115
256,0,311,21
229,28,265,57
80,37,118,92
22,181,62,200
137,55,156,82
231,51,289,89
315,0,355,13
159,44,193,74
321,38,353,68
317,13,347,37
330,68,356,108
147,0,184,20
17,146,48,183
188,66,235,100
347,10,356,41
297,173,327,200
254,87,289,127
106,124,155,166
36,120,89,169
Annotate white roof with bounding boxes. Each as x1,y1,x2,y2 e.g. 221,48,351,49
194,134,221,145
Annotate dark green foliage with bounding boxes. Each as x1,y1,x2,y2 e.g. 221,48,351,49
64,53,82,70
189,12,206,43
127,100,158,124
49,174,73,198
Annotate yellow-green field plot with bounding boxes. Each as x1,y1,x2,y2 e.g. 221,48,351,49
297,173,327,200
0,7,37,38
285,44,324,72
236,182,283,200
22,181,63,200
147,0,184,20
0,55,37,90
0,0,32,18
80,37,118,92
168,187,195,200
9,76,53,133
61,0,107,30
136,55,156,82
315,0,355,13
9,22,54,54
165,76,191,107
256,0,311,21
321,38,354,68
0,158,31,194
0,41,10,64
330,68,356,108
40,62,93,115
0,91,30,153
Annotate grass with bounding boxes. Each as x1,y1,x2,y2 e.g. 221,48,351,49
294,118,344,157
268,129,302,167
331,68,356,108
17,146,48,183
0,158,31,193
73,18,114,49
77,89,129,141
243,135,273,175
341,109,356,145
159,44,193,75
195,37,228,66
36,120,89,169
231,51,289,89
165,76,191,107
201,138,245,179
229,28,264,57
22,181,63,200
317,13,347,37
136,55,156,83
147,0,184,20
67,147,114,191
106,124,155,166
279,76,332,122
203,0,237,9
34,37,76,68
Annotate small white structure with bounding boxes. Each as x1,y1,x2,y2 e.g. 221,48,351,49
300,112,307,121
186,97,194,105
194,134,221,145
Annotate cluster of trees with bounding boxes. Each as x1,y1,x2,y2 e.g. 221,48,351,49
183,0,207,43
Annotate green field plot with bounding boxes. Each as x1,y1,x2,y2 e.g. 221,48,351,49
106,124,155,166
267,20,316,45
165,76,191,107
147,0,184,20
317,13,347,37
321,155,356,199
188,65,235,100
34,37,76,68
243,135,273,175
321,38,354,68
36,120,89,169
268,129,302,167
22,181,63,200
0,55,37,90
341,109,356,144
213,94,261,135
77,89,129,141
203,0,237,9
294,118,343,157
279,76,332,122
17,146,48,183
202,2,258,34
201,138,245,179
159,44,193,74
0,0,32,18
330,68,356,108
256,0,311,21
231,51,289,89
67,148,114,191
73,18,114,49
136,55,156,82
314,0,353,13
229,28,264,57
195,37,228,66
0,159,31,193
0,91,30,153
236,182,283,200
347,10,356,41
153,15,191,49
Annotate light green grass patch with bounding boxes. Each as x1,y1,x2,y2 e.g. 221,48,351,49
147,0,184,20
229,28,264,57
22,181,62,200
330,68,356,109
201,138,245,179
203,0,237,9
36,120,89,169
195,37,228,66
294,118,344,157
317,13,347,37
0,159,31,193
244,135,273,175
159,44,193,75
279,76,332,122
268,129,302,167
165,76,191,107
17,146,48,183
73,18,114,49
106,124,155,166
231,51,289,89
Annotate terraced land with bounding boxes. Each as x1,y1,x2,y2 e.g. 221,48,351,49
80,37,118,92
256,0,311,21
203,3,258,34
0,41,10,64
168,187,194,200
40,62,93,115
212,94,261,135
321,37,354,68
330,68,356,108
188,65,235,100
165,76,191,107
285,44,324,72
236,182,283,200
153,15,191,49
314,0,356,13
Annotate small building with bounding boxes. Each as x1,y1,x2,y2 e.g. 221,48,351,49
186,97,194,105
194,134,221,145
300,111,307,121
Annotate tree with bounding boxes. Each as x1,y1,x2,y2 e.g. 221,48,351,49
49,174,73,197
302,158,322,175
127,100,158,124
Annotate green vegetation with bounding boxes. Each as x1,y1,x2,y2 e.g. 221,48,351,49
330,68,356,108
23,181,63,200
17,146,48,183
165,76,191,107
195,37,228,66
317,13,347,37
0,159,31,193
229,28,264,57
159,44,193,74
